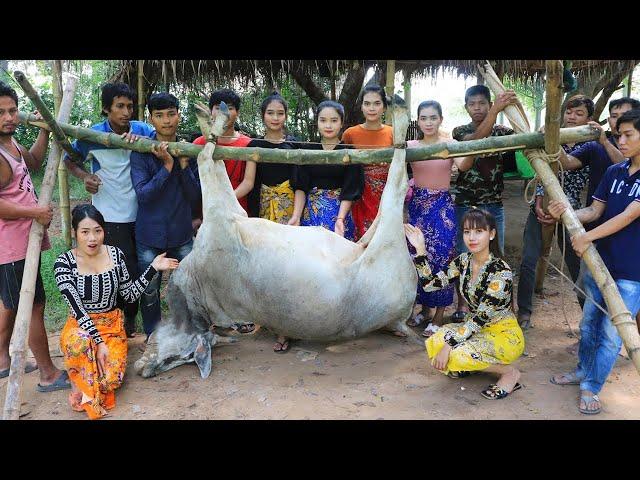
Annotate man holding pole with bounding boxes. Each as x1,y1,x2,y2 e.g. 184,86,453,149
0,81,70,391
548,108,640,414
63,83,154,337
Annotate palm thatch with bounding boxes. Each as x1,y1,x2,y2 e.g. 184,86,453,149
109,59,634,89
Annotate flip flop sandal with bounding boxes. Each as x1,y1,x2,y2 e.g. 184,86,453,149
237,323,256,334
0,362,38,379
550,372,581,386
407,313,425,327
274,340,290,354
422,324,440,338
578,394,601,415
480,382,524,400
447,371,471,379
37,370,71,392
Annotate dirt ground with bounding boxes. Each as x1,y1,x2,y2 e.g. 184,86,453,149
5,182,640,420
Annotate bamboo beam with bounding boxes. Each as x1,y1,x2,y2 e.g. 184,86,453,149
3,74,78,420
137,60,145,121
385,60,395,126
18,112,599,165
536,61,564,293
481,61,640,375
13,71,83,165
52,61,72,248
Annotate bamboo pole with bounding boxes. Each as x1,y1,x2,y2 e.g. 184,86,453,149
536,61,564,292
2,74,78,420
52,61,72,248
385,60,395,126
18,112,598,165
13,71,83,165
481,62,640,375
137,60,145,121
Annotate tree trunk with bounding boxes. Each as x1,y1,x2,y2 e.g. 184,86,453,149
339,61,366,128
19,112,598,164
137,60,145,121
289,69,327,106
3,74,78,420
384,60,395,126
52,60,72,249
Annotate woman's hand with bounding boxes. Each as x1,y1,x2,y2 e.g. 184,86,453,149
287,216,301,227
547,200,567,220
571,232,592,257
96,342,108,378
151,252,179,271
432,343,451,371
334,218,345,237
404,224,427,256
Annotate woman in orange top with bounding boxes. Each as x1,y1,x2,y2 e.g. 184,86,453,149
341,85,394,240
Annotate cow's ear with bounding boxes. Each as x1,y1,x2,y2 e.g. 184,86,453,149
194,335,212,378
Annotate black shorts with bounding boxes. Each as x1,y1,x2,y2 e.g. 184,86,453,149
0,258,46,310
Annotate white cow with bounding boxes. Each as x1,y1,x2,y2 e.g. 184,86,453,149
135,101,418,378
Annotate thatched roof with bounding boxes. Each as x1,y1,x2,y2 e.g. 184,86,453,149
109,59,633,89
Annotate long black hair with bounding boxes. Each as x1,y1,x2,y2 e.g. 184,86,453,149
461,208,503,258
416,100,443,140
71,204,106,231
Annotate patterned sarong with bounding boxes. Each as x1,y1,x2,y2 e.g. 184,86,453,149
259,180,294,224
301,187,356,241
408,187,456,308
351,164,389,239
426,314,525,375
60,309,127,420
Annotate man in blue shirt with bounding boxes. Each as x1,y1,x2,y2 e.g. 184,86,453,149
64,83,155,337
605,97,640,150
548,109,640,415
130,93,200,337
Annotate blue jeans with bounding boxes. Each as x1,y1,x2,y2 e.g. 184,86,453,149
575,270,640,394
455,203,505,254
136,240,194,335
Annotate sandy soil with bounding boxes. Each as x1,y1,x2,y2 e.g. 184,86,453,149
5,182,639,420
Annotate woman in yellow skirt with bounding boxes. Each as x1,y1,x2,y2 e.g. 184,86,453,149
55,205,179,419
405,208,525,399
247,91,304,353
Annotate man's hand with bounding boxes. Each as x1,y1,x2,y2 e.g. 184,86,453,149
534,197,556,225
548,200,568,220
120,132,139,144
178,156,190,170
492,90,519,113
83,174,102,194
571,232,591,257
587,120,607,145
151,142,174,172
33,204,53,226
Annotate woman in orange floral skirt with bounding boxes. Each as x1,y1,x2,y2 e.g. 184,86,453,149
55,204,178,419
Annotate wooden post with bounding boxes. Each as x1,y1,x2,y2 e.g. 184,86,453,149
403,74,412,116
52,60,72,248
481,61,640,375
385,60,395,126
535,61,564,292
626,70,633,97
137,60,145,122
2,73,78,420
18,112,598,165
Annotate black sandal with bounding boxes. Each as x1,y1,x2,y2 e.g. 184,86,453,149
236,323,256,334
480,382,523,400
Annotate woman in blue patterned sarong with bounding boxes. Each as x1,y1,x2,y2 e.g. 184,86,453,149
289,101,364,240
406,101,474,337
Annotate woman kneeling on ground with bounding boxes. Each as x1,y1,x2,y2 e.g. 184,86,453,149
55,204,179,419
404,208,525,399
